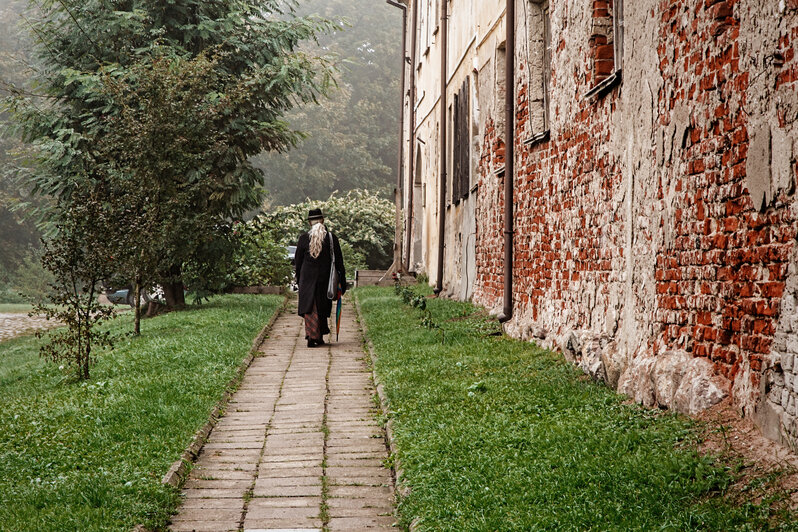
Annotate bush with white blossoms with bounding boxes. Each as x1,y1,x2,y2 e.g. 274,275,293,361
230,190,394,286
267,190,395,272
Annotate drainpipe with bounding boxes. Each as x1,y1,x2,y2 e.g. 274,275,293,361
499,0,515,322
386,0,407,272
434,0,448,294
405,0,419,271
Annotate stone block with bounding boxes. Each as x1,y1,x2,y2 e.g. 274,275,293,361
769,386,782,405
672,357,729,415
784,352,795,372
618,356,657,407
653,350,691,409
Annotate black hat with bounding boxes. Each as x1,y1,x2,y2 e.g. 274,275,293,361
307,208,324,221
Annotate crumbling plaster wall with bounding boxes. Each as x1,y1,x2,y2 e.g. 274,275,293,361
740,0,798,448
470,0,798,440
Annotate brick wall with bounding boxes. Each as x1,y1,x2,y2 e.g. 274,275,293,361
470,0,798,445
473,120,506,309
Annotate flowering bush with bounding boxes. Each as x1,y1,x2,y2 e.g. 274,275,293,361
264,190,394,271
229,190,394,286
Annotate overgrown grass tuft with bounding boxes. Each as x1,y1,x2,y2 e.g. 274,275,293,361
0,294,282,531
356,286,797,531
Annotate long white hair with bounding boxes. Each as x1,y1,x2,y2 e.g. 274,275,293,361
309,221,327,259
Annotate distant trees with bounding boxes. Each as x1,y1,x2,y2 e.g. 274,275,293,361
254,0,402,206
0,0,40,293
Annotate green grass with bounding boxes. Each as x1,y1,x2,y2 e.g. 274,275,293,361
0,294,283,531
356,286,798,531
0,304,34,314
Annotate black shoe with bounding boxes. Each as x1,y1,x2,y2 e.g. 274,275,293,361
317,338,325,346
307,339,318,348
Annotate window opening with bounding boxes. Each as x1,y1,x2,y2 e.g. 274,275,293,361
586,0,623,96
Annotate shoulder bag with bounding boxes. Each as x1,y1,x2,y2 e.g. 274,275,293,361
327,232,339,300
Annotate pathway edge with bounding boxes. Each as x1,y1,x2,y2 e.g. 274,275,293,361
161,295,289,489
353,291,414,527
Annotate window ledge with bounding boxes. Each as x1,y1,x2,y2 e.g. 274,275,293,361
584,69,622,100
523,129,550,147
494,165,506,176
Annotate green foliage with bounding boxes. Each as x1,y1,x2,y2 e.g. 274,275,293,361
0,0,42,282
33,202,117,380
262,189,394,270
180,223,240,303
356,286,797,530
0,294,282,531
2,0,337,311
1,247,55,305
0,286,27,305
228,217,293,288
254,0,401,205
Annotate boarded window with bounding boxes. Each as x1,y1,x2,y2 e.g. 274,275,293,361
613,0,624,71
495,44,507,140
451,77,471,204
527,1,551,138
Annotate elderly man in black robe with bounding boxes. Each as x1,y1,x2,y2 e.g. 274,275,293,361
295,208,346,347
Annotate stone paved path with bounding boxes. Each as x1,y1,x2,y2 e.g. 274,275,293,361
169,300,396,531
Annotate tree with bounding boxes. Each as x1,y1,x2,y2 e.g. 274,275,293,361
3,0,335,312
228,217,293,288
34,198,116,380
0,0,41,289
254,0,402,206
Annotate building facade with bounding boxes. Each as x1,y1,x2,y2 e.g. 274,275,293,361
393,0,798,448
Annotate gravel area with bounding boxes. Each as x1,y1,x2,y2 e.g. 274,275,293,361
0,313,58,342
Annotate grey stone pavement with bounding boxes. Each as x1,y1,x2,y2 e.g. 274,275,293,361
169,300,397,532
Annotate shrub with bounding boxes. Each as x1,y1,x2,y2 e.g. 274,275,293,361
228,217,293,288
8,247,53,304
263,189,394,271
34,206,116,380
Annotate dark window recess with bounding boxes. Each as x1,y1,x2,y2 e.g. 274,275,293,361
451,77,471,204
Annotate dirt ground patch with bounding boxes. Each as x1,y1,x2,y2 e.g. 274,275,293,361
697,398,798,514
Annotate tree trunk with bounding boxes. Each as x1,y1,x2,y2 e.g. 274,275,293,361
82,308,90,380
134,278,141,335
163,265,185,309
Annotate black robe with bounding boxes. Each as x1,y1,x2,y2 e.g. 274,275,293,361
295,230,346,323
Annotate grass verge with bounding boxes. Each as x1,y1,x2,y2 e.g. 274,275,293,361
0,304,34,314
356,285,798,531
0,294,283,531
